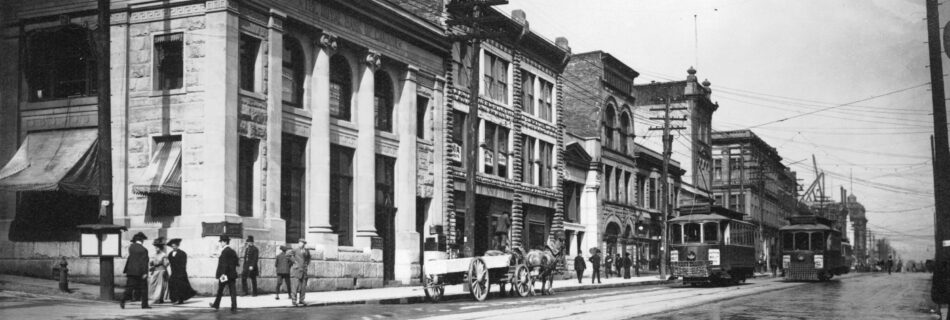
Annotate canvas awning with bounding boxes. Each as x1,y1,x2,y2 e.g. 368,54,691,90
0,128,100,195
132,139,181,196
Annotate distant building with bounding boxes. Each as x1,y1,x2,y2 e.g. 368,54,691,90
845,193,869,268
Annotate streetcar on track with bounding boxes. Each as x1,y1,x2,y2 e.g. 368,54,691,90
779,215,850,281
668,204,756,286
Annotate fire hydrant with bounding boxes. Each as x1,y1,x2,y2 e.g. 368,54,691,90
57,257,68,292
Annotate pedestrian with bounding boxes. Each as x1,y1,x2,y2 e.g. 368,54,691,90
210,235,239,312
604,253,613,279
574,254,586,284
148,237,169,304
623,253,632,279
241,235,259,297
290,238,311,307
634,254,641,277
496,212,510,251
614,254,622,278
120,232,150,309
886,256,894,275
166,238,196,304
588,251,601,284
275,245,293,300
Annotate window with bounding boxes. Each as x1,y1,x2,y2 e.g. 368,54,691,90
238,137,259,217
521,70,535,114
25,25,97,101
615,169,622,202
522,136,536,184
638,175,646,206
713,158,723,181
528,221,546,250
684,223,701,243
538,79,553,121
483,122,496,175
564,182,581,223
539,141,553,187
619,113,630,154
330,55,353,120
330,145,355,246
604,166,612,201
497,127,509,178
451,110,467,167
416,96,429,139
671,224,682,244
452,42,473,91
704,222,719,243
483,52,509,103
10,191,98,241
649,178,657,209
239,34,261,92
375,155,396,208
155,33,183,90
603,105,616,149
811,232,825,251
624,172,632,204
374,71,394,132
281,134,307,243
729,156,742,182
480,122,510,177
282,36,305,107
794,232,810,251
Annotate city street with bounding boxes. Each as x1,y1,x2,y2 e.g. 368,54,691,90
0,272,940,319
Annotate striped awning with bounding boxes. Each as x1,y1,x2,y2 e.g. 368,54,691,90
132,139,181,196
0,129,100,195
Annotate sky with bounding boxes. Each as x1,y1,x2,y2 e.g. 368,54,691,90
498,0,937,262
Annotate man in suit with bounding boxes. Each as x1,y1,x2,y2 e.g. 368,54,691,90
120,232,150,309
274,245,292,300
210,235,239,311
241,235,259,296
588,251,602,284
289,238,311,307
574,254,586,284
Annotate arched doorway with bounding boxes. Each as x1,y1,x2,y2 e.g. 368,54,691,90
605,222,621,257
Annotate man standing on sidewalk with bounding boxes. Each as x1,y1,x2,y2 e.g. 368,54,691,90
589,251,601,284
290,238,311,306
275,245,292,300
210,235,239,312
120,232,150,309
604,253,613,279
241,235,259,297
574,254,586,283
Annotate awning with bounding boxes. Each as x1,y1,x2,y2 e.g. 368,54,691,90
0,129,100,195
132,139,181,196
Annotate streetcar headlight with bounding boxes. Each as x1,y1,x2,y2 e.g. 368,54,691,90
797,254,805,262
687,251,696,261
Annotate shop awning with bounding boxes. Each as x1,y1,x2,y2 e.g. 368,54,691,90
132,139,181,196
0,129,100,195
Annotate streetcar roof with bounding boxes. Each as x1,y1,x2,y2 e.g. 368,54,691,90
779,223,834,231
670,213,741,223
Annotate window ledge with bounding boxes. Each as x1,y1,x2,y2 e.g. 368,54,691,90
330,118,358,130
521,110,554,125
282,106,312,119
376,130,399,141
148,88,187,97
239,89,266,100
21,96,98,110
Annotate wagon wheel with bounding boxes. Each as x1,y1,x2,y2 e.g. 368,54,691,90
468,258,490,302
513,265,531,297
423,274,444,302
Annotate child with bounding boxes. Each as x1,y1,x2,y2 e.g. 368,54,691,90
274,245,293,300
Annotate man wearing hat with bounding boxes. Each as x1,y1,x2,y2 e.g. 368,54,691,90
210,235,239,311
120,232,150,309
274,245,292,300
241,235,260,297
289,238,311,306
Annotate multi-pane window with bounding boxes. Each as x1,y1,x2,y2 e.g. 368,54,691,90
729,156,743,182
521,70,535,114
538,79,553,121
713,158,723,181
374,71,394,132
25,26,97,101
538,141,554,187
451,110,467,167
239,34,261,92
483,122,496,175
282,36,305,107
483,52,509,103
330,145,355,246
452,42,473,91
281,134,307,243
481,122,509,178
521,136,536,184
155,33,183,90
238,137,259,217
330,55,353,120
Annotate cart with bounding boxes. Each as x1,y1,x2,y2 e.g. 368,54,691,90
422,253,534,302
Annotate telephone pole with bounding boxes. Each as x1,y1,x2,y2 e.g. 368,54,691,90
926,0,950,306
649,97,686,278
446,0,508,259
96,0,114,301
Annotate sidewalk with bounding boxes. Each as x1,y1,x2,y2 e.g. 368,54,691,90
0,272,674,310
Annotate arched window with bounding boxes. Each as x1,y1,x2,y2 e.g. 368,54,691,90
374,71,394,132
619,112,631,154
25,25,97,101
282,36,305,108
603,104,616,149
329,55,352,121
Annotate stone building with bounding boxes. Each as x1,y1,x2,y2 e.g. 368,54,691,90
711,129,799,264
432,8,572,259
0,0,449,292
561,51,684,274
845,193,868,268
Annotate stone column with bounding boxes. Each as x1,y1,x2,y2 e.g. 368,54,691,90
307,33,338,252
109,14,129,224
394,66,420,283
424,76,448,262
201,6,239,219
353,50,381,249
265,10,286,238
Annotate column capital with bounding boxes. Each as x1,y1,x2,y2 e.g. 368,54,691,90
404,65,419,83
363,50,382,71
316,32,339,52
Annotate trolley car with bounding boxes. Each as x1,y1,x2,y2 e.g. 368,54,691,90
668,205,756,286
779,215,850,281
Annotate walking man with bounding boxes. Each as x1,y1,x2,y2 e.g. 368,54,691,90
210,235,239,312
604,253,613,279
120,232,150,309
589,251,602,284
275,245,292,300
290,238,311,306
574,254,586,283
241,235,259,296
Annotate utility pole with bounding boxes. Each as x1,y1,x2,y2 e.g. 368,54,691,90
649,97,686,278
927,0,950,306
96,0,114,301
446,0,508,259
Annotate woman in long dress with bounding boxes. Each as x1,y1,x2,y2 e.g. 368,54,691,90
148,237,170,304
167,238,196,304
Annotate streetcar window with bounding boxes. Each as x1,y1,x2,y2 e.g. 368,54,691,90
782,232,793,250
794,232,810,251
811,232,825,251
671,224,682,244
703,222,718,243
722,223,731,244
684,223,701,243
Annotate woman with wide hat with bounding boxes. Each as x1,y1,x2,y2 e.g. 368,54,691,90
148,237,170,304
167,238,196,304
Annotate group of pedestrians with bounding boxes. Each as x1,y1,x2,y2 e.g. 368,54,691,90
119,233,312,312
573,251,640,284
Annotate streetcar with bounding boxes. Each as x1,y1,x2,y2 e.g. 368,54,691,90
668,204,756,286
779,215,850,281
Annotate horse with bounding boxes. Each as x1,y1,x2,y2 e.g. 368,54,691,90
524,238,564,295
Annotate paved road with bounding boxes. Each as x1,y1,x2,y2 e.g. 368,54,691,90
0,272,940,319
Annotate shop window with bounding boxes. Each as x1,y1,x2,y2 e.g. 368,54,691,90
10,191,98,242
330,145,355,246
521,70,535,114
538,79,553,121
282,36,305,107
483,52,508,104
374,71,394,132
521,136,536,184
154,33,183,90
239,34,261,92
329,55,353,120
416,96,429,139
25,25,97,101
452,42,473,91
237,137,259,217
